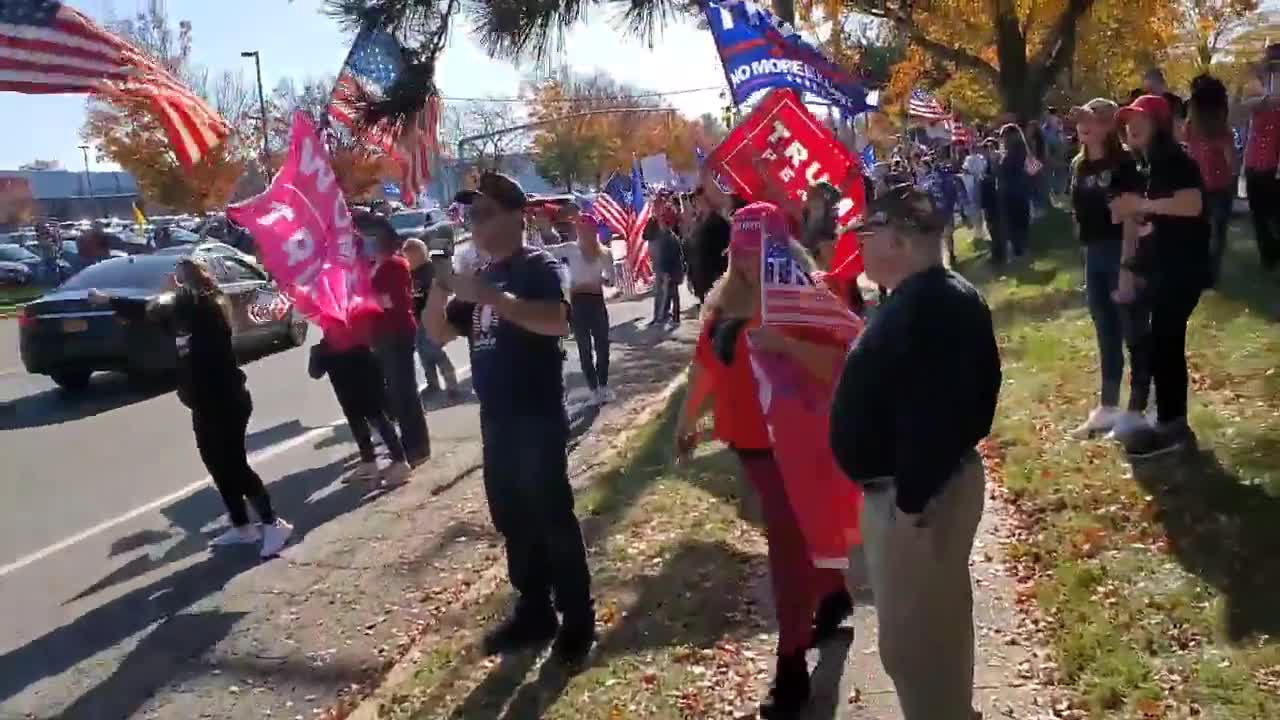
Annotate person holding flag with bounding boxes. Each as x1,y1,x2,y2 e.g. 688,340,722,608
676,202,862,718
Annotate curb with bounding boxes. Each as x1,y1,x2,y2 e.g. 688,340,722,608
342,368,691,720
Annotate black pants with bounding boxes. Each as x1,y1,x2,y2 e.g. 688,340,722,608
193,389,275,527
1204,188,1234,287
327,347,405,464
1003,193,1031,257
375,335,430,462
480,413,593,625
571,292,610,390
1246,170,1280,272
1149,282,1203,424
1118,294,1154,414
984,204,1005,264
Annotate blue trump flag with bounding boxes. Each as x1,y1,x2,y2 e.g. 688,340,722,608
703,0,869,116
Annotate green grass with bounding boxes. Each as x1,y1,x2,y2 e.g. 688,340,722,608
962,209,1280,719
0,285,43,310
372,387,780,720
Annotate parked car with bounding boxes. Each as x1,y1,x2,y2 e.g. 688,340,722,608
0,261,32,286
388,209,447,239
0,244,71,284
18,247,308,391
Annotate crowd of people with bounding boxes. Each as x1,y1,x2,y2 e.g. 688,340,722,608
64,45,1280,720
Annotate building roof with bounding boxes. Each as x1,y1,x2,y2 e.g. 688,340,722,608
0,170,139,200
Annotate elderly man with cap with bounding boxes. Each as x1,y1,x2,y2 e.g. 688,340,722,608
829,183,1002,720
423,171,596,664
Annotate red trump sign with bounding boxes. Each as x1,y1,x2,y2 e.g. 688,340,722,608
707,89,865,238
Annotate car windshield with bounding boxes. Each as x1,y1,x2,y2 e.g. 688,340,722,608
389,212,426,230
0,245,37,262
60,256,180,291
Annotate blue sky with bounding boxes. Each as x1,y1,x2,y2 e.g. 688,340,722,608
0,0,729,171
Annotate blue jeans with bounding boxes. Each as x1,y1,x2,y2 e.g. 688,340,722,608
1085,241,1125,407
414,325,457,391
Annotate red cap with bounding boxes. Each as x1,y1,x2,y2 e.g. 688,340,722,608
1118,94,1171,128
729,202,790,255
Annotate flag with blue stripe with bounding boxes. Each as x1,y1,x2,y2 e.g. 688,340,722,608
703,0,869,115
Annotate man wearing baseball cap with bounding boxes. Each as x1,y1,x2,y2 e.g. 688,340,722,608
831,183,1002,720
423,171,596,663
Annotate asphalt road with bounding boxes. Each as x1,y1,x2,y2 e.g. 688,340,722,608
0,291,670,718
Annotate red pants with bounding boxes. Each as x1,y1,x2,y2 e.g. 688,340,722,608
737,449,847,655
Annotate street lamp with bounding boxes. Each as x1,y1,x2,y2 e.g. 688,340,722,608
241,50,271,176
77,144,97,219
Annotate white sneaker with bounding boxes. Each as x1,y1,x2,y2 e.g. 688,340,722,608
210,524,260,546
354,460,379,483
380,461,412,488
259,519,293,558
1108,411,1152,441
1071,406,1120,439
1146,407,1160,426
599,386,617,404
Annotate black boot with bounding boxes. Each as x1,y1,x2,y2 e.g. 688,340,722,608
811,589,853,647
759,651,810,719
552,615,597,666
482,602,558,656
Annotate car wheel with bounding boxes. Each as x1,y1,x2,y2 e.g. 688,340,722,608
284,315,308,347
50,371,91,392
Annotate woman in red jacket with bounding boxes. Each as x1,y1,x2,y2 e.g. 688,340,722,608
675,203,855,719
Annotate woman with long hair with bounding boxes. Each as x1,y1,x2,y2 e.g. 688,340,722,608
676,203,856,718
1186,73,1236,287
1067,99,1150,439
998,123,1033,258
1109,95,1211,458
87,258,292,557
547,213,615,404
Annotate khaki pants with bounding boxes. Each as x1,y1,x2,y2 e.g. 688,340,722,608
848,455,985,720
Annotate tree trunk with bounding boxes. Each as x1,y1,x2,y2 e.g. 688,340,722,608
772,0,795,25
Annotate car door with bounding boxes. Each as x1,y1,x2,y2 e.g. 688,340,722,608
225,256,292,347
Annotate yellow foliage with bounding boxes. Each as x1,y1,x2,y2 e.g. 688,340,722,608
83,96,246,214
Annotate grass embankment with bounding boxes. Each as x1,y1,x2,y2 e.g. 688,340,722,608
0,285,43,312
374,389,781,720
963,210,1280,719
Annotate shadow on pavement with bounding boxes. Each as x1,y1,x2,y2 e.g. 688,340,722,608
0,372,167,431
3,454,384,710
1132,445,1280,643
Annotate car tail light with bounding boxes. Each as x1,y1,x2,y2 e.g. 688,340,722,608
16,305,34,328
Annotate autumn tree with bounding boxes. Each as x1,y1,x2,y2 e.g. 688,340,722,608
82,3,252,212
0,177,35,227
443,100,527,168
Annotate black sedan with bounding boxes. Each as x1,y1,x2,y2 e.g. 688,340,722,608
18,248,308,391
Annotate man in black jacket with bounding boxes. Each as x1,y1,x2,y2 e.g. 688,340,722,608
830,184,1002,720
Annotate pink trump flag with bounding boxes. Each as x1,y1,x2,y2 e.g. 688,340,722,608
228,112,378,344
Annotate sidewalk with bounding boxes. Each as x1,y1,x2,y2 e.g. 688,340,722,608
351,316,1060,720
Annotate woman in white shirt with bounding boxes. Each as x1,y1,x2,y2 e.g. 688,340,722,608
547,213,615,404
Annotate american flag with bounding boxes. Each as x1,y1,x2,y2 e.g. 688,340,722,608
908,89,950,121
947,119,973,145
395,95,438,207
593,161,653,280
0,0,230,167
761,233,863,341
328,28,436,204
328,27,403,153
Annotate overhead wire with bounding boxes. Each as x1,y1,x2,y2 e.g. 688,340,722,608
438,85,725,104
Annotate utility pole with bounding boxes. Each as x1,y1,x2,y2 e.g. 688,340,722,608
241,50,271,176
77,144,98,219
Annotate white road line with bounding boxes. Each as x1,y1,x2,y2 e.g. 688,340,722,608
0,364,472,580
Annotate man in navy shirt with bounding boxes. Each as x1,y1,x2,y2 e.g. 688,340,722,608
424,172,595,664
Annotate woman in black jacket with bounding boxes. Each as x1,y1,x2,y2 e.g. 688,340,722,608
87,258,292,558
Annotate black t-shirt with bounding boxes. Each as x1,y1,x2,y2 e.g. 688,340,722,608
411,263,433,317
1136,148,1211,287
445,247,568,421
1071,153,1143,243
1162,92,1187,122
695,212,730,284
